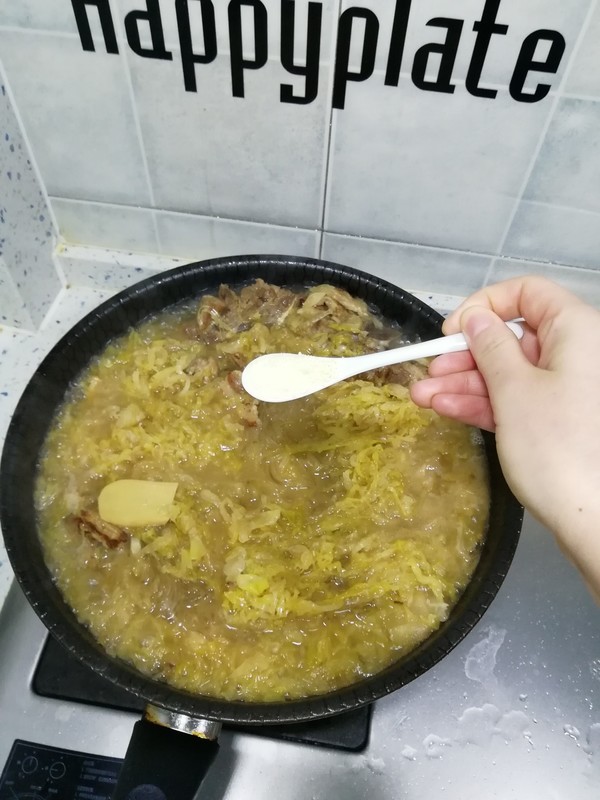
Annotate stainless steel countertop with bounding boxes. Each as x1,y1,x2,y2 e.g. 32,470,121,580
1,511,598,799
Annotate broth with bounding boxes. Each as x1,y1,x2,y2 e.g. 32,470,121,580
36,281,489,702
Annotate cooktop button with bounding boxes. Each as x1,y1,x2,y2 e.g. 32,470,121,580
20,755,38,774
49,761,66,780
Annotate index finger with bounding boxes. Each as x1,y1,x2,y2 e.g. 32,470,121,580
442,276,585,335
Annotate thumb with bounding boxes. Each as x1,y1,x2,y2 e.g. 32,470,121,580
460,306,530,399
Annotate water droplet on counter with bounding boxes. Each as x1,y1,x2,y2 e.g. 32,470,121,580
423,734,452,758
366,757,386,774
391,713,409,733
590,659,600,680
401,745,418,761
54,705,75,723
583,723,600,757
464,625,506,686
497,710,532,746
456,704,501,747
350,755,387,775
519,694,528,702
564,724,581,740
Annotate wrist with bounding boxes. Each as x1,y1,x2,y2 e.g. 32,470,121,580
551,494,600,599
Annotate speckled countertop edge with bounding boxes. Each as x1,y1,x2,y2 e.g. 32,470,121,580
0,259,463,612
0,285,116,607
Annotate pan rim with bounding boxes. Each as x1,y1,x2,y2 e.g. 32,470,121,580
0,254,523,724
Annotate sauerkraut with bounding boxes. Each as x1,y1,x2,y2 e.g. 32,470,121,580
35,281,489,701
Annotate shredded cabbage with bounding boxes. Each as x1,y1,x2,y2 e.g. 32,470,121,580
36,282,489,701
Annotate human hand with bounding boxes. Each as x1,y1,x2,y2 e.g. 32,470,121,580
410,276,600,597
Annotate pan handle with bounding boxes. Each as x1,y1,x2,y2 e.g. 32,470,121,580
112,709,221,800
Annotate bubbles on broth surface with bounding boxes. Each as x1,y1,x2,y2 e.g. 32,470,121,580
35,281,489,701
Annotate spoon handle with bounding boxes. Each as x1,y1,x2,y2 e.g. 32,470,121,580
338,319,524,377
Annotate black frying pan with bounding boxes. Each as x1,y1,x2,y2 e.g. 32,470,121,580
0,255,523,798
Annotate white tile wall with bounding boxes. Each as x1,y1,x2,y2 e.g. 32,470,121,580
112,0,338,61
321,233,491,297
325,76,552,253
155,209,320,259
340,0,592,89
487,257,600,306
0,0,80,34
503,97,600,267
1,0,600,316
49,199,321,261
521,97,600,212
129,52,332,227
51,197,159,253
503,200,600,269
0,30,151,205
565,0,600,98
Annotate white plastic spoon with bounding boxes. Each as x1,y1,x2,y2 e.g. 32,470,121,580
241,320,524,403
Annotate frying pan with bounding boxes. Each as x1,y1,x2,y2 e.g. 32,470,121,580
0,255,523,798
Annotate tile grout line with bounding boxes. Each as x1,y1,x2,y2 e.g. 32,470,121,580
0,26,80,39
49,192,600,234
499,196,600,216
57,239,600,278
106,0,161,252
36,284,70,332
45,201,600,275
50,240,69,288
318,0,343,259
489,0,600,285
51,193,331,249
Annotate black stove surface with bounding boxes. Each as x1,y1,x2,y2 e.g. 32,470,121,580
33,635,372,752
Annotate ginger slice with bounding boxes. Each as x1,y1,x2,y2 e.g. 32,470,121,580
98,479,178,527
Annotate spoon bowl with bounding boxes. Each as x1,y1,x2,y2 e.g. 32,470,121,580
242,320,524,403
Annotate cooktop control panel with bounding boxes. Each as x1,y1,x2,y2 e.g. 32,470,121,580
0,740,122,799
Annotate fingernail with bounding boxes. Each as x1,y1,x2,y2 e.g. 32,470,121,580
461,307,494,343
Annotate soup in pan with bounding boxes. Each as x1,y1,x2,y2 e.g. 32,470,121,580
36,280,489,702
